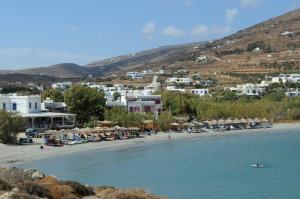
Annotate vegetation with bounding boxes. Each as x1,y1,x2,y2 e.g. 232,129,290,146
161,91,300,121
156,111,174,131
0,85,40,95
41,88,64,102
64,85,106,125
104,107,153,127
246,40,273,53
113,92,121,101
0,111,25,144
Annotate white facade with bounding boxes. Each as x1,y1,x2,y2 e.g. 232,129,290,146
165,77,192,85
52,82,72,90
225,84,265,96
126,72,144,80
127,95,162,117
286,89,300,97
190,89,209,96
0,94,41,114
271,74,300,84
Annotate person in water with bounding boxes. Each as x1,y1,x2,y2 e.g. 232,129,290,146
168,133,171,140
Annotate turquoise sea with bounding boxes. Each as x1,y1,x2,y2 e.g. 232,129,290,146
20,125,300,199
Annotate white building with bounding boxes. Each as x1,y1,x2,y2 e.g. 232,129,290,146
0,94,41,114
190,89,210,96
271,74,300,84
52,82,72,90
225,84,266,96
165,77,192,85
126,72,144,80
0,94,75,130
166,86,186,93
285,89,300,97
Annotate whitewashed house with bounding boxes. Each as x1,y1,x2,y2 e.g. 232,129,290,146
285,89,300,97
52,81,72,90
165,77,192,85
126,72,144,80
0,94,76,130
271,74,300,84
190,89,210,96
127,95,162,117
225,84,265,96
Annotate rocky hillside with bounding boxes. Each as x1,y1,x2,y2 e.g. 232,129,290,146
0,167,166,199
7,8,300,79
17,63,96,78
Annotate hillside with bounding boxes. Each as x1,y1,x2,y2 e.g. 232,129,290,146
87,8,300,76
6,8,300,80
17,63,96,78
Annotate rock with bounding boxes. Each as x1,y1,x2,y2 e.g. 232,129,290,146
31,171,44,180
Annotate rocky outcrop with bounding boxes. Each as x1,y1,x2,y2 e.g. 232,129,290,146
0,167,166,199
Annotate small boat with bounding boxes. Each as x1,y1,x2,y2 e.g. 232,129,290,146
251,163,266,168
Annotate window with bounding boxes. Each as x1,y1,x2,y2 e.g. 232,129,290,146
13,103,17,111
35,102,37,109
29,102,32,109
2,103,6,110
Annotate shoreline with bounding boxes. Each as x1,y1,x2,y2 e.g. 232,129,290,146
1,123,299,167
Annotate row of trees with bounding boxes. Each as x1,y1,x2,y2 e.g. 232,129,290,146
161,90,300,121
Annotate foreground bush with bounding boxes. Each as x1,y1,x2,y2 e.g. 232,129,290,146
64,180,94,197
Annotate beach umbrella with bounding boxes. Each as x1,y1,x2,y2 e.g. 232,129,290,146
170,122,180,126
128,127,140,131
225,119,233,124
254,118,261,123
239,118,247,124
218,119,225,125
262,118,268,122
233,118,240,124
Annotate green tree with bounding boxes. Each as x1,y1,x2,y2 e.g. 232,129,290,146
0,111,25,144
113,92,121,101
157,111,174,131
42,89,64,102
104,107,153,127
64,85,106,124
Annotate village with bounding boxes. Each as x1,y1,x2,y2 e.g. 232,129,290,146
2,67,300,146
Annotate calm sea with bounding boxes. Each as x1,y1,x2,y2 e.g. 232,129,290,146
20,125,300,199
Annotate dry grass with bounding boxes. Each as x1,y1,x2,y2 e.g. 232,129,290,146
95,187,168,199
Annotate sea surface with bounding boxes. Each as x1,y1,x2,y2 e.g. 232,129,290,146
20,126,300,199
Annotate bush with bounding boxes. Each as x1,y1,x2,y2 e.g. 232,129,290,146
19,182,52,199
0,168,32,184
0,178,12,190
64,181,94,197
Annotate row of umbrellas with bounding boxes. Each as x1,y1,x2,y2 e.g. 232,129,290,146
204,118,268,125
42,125,141,136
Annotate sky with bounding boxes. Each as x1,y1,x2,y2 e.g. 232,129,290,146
0,0,299,69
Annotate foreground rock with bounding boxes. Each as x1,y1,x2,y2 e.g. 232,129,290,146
0,167,166,199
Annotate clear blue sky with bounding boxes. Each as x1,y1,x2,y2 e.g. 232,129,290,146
0,0,299,69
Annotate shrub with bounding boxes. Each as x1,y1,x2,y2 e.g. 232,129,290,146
0,168,32,184
19,182,52,199
0,178,12,190
64,181,94,197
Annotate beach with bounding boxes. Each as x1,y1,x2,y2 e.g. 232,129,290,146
0,123,299,167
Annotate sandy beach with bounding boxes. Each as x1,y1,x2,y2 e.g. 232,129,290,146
0,123,299,167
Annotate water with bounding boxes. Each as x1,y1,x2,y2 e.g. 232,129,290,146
19,126,300,199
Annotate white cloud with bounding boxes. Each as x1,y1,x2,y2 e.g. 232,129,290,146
226,9,238,23
163,26,185,37
142,22,156,40
240,0,260,7
0,48,98,69
191,25,209,36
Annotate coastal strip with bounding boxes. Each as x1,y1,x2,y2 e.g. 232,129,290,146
0,123,299,167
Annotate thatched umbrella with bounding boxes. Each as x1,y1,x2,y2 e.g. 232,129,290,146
254,118,261,123
210,120,218,125
128,127,140,131
218,119,225,125
100,120,112,127
239,118,247,124
170,122,180,126
262,118,268,122
247,118,253,123
232,118,240,124
225,119,233,124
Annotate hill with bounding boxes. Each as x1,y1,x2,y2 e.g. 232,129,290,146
6,8,300,80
